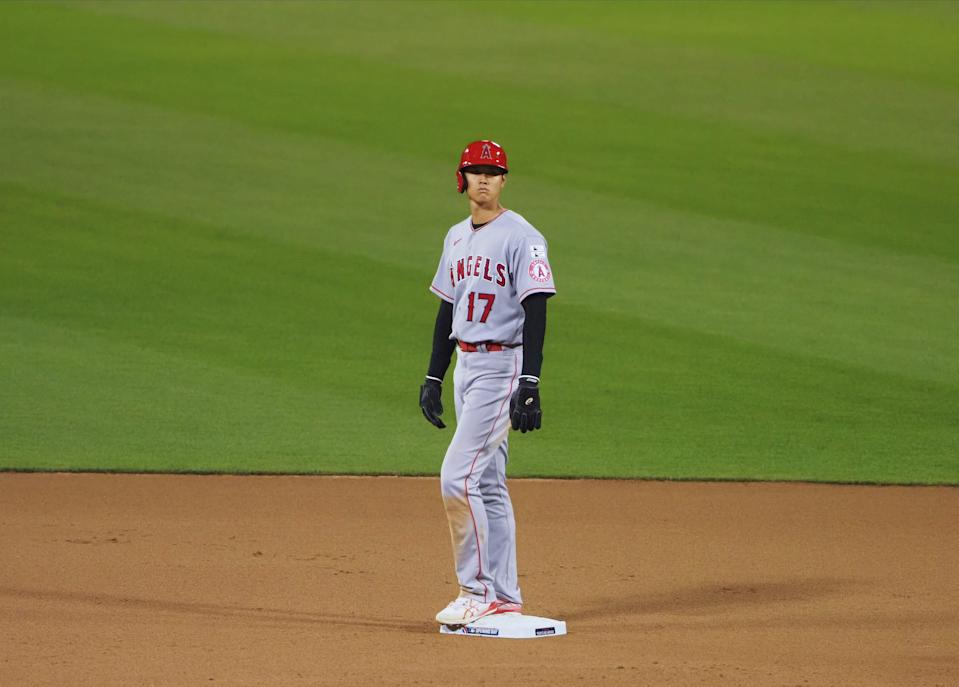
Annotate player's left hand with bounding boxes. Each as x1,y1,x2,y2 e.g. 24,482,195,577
510,380,542,433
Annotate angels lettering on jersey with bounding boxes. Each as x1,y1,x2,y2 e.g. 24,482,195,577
449,254,509,289
429,210,556,345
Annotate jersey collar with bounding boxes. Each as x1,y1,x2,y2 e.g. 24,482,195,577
470,208,508,232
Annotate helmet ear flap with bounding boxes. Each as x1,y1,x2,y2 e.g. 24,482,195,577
457,170,467,193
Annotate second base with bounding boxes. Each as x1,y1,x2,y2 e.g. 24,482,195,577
439,612,567,639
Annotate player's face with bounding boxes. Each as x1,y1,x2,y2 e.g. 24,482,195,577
464,169,506,205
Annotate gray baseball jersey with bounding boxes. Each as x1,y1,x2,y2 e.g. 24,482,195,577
430,210,556,344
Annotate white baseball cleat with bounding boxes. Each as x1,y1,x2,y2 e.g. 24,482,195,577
435,596,501,625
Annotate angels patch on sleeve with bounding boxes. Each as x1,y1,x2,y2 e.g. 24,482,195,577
513,231,556,298
528,259,552,283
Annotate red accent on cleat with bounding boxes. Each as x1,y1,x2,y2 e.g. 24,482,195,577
493,601,523,614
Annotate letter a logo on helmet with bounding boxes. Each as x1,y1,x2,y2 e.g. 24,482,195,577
456,139,509,193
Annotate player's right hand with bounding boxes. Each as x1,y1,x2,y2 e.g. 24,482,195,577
419,378,446,429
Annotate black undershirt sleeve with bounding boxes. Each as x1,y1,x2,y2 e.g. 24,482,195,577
520,293,550,379
426,299,456,381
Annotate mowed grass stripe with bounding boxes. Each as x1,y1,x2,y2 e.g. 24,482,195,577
2,3,956,260
4,79,956,387
78,0,959,165
0,183,429,393
2,186,956,482
1,185,448,472
0,78,461,266
552,302,959,483
534,181,959,386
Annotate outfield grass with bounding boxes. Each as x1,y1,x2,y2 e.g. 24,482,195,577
1,1,957,483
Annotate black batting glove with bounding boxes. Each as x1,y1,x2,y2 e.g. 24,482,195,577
510,379,542,433
419,377,446,429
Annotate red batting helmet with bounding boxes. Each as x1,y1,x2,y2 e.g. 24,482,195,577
456,140,508,193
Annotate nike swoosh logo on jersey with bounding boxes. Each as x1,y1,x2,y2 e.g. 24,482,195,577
453,238,463,246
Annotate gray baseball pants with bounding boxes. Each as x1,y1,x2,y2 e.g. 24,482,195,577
440,345,523,605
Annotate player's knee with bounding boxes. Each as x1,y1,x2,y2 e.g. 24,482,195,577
440,457,476,502
439,467,463,501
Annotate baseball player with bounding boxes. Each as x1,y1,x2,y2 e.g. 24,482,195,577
419,140,556,626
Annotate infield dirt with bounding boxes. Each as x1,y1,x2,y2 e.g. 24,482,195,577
2,474,956,686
